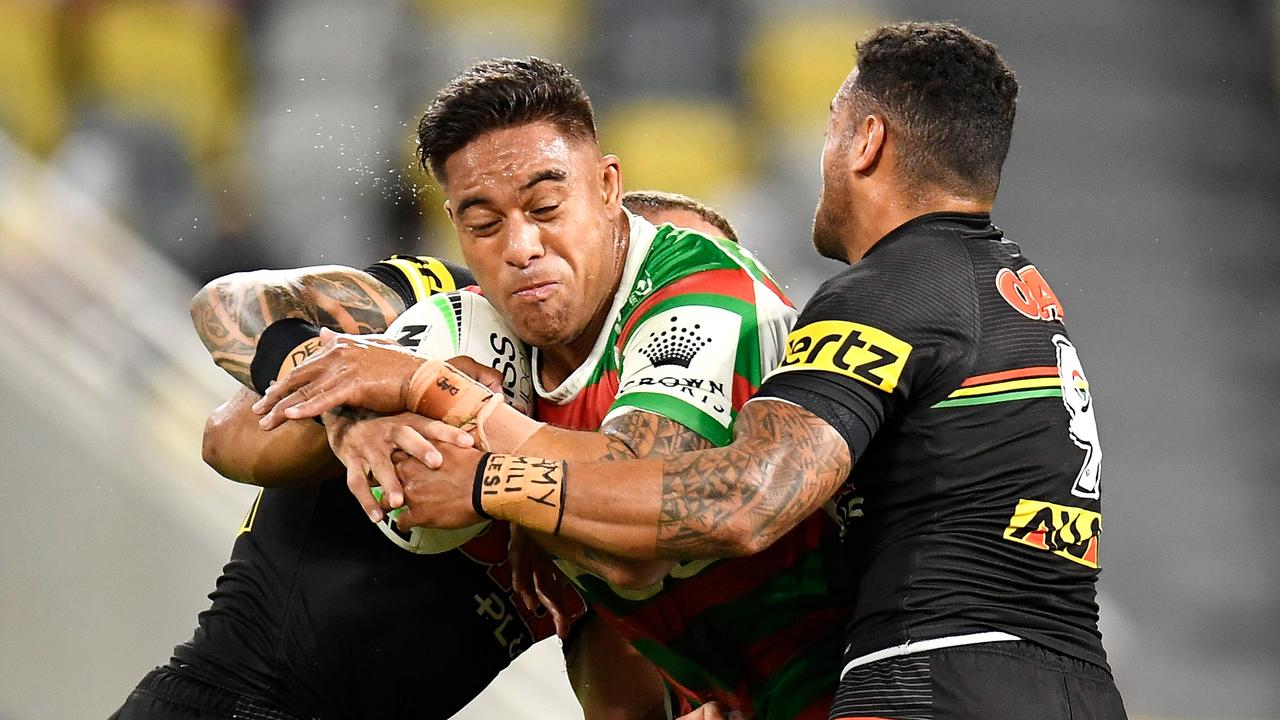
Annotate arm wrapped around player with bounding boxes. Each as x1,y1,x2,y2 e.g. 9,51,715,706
254,328,545,452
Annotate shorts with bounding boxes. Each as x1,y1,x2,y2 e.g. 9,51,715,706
110,665,311,720
828,640,1127,720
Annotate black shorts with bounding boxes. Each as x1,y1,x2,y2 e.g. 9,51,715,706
110,666,311,720
829,641,1127,720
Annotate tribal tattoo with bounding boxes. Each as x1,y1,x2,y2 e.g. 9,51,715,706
190,268,405,387
655,399,851,558
599,410,715,460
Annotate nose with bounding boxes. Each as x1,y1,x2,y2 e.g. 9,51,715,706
503,215,545,269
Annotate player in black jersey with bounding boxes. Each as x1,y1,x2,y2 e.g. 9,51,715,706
111,190,741,720
388,22,1127,720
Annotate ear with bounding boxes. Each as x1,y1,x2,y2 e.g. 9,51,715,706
443,200,455,224
849,114,887,174
600,154,622,210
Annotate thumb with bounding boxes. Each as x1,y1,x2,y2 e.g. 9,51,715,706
318,327,338,344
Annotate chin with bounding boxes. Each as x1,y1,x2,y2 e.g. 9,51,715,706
511,311,574,350
811,223,848,263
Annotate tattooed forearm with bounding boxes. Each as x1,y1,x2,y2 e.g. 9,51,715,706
599,411,715,461
189,267,406,387
654,400,851,558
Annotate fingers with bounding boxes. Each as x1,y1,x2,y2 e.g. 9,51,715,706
447,355,505,394
346,464,384,523
366,452,404,509
533,570,570,640
402,414,474,449
391,424,443,469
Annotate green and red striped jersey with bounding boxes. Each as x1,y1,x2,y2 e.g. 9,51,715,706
539,212,851,720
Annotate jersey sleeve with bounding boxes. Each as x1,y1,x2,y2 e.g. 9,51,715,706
754,237,981,460
363,255,476,306
603,267,797,446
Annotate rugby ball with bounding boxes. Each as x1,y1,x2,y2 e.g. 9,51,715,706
374,289,534,553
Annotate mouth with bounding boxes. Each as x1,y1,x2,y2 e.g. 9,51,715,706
511,280,560,301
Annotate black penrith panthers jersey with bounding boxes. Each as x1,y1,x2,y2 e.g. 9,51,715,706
757,213,1109,671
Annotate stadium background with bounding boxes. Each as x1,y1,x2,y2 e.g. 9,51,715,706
0,0,1276,718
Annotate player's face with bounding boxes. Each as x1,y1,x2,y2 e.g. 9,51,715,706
639,208,727,241
443,121,624,351
813,90,854,262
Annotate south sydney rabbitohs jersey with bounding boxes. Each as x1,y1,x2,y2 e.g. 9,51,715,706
756,213,1110,674
539,212,852,720
171,256,585,720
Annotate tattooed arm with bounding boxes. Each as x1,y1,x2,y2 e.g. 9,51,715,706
399,399,851,561
553,399,851,560
189,266,406,388
513,411,714,588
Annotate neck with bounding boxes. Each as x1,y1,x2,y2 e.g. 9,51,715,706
537,211,632,388
847,189,991,262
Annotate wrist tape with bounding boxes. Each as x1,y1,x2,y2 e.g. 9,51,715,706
250,319,322,395
405,361,542,451
472,453,567,535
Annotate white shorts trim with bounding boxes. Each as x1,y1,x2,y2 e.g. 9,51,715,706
840,631,1022,678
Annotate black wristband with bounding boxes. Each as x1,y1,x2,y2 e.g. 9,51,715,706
552,460,567,536
249,318,321,395
472,452,494,520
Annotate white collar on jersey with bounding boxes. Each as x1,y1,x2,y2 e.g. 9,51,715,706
532,208,658,404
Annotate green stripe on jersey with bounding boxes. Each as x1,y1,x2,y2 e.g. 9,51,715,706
932,388,1063,408
756,635,846,720
609,392,733,447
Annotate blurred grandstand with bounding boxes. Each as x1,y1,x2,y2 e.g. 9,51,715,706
0,1,1277,718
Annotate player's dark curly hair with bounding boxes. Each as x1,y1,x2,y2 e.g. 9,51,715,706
417,57,597,183
846,21,1018,200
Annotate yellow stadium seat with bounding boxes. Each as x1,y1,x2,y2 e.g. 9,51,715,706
78,0,246,166
601,99,745,202
411,0,586,58
0,1,70,156
744,10,878,133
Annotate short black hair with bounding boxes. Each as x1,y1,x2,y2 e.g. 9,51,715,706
417,57,597,183
621,190,739,243
845,21,1018,200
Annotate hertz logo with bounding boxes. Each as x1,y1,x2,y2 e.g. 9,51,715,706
769,320,912,393
1003,498,1100,568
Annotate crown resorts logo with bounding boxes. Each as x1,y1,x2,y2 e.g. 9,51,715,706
639,315,712,368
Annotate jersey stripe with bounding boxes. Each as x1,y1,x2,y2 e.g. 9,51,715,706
948,377,1059,397
619,269,757,348
608,392,732,446
959,365,1058,387
932,388,1063,408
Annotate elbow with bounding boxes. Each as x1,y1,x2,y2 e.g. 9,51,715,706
202,411,253,484
712,518,775,558
597,560,673,592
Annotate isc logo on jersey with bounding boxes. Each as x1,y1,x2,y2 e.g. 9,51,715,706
377,290,534,554
617,306,742,431
769,320,912,393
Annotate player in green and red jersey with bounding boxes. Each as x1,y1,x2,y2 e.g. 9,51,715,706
253,57,850,719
